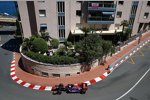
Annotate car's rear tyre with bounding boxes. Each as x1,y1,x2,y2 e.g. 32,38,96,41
80,90,86,94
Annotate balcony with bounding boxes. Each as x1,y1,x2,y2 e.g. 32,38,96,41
88,3,116,11
87,16,114,24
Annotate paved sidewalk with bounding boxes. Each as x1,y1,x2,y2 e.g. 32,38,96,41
12,31,150,88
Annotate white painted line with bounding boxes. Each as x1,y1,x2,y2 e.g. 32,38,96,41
103,72,108,76
11,60,15,63
115,64,119,67
11,64,15,67
116,68,150,100
84,81,91,85
94,77,102,82
133,50,136,53
10,67,15,71
17,80,23,84
23,83,31,87
45,86,52,91
120,60,124,63
125,56,129,59
110,67,114,71
129,53,132,56
12,76,17,80
33,85,41,90
10,72,15,75
137,48,139,50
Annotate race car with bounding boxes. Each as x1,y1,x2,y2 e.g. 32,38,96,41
65,83,88,94
52,83,65,95
52,83,88,95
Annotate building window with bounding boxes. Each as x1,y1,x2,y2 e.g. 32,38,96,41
39,10,46,17
118,1,124,5
40,24,47,32
57,2,65,13
59,29,65,39
58,16,65,25
116,11,122,18
147,1,150,6
144,13,149,19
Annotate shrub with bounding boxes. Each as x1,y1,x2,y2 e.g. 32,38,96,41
56,46,66,56
51,38,59,49
23,51,78,64
64,40,72,48
31,37,48,53
41,32,49,41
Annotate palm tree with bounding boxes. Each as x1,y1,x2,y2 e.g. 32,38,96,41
80,27,91,37
120,20,129,33
120,20,129,41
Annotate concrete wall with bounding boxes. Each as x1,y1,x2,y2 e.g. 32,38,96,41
21,51,99,77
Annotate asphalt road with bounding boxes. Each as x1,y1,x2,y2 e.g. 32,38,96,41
0,35,150,100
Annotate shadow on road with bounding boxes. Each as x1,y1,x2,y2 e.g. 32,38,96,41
1,37,22,52
130,97,138,100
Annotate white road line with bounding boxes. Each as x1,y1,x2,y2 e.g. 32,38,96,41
45,86,52,91
125,56,129,59
17,80,23,84
120,60,124,63
94,77,102,82
103,72,108,77
33,85,41,90
84,81,91,85
23,83,31,87
116,68,150,100
11,64,15,67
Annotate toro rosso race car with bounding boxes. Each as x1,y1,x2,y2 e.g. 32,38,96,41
52,83,88,95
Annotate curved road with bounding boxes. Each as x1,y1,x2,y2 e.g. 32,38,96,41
0,35,150,100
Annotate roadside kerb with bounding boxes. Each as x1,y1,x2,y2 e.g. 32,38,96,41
109,37,150,73
10,53,53,91
10,31,150,91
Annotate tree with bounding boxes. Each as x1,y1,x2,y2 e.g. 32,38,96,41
75,34,103,71
64,39,72,48
101,40,114,64
123,28,132,41
31,37,48,54
80,27,91,37
15,20,21,36
121,20,129,33
51,38,59,49
41,32,50,41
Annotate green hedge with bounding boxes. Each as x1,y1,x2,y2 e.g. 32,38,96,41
23,51,78,65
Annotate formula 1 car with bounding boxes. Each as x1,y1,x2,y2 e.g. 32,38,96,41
52,84,65,95
65,83,88,94
52,83,88,95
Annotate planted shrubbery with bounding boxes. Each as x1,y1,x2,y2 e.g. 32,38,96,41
23,51,78,64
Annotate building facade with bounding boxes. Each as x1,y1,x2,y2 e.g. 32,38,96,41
17,0,150,42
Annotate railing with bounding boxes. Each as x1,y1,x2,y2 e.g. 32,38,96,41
88,17,114,21
88,3,116,8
